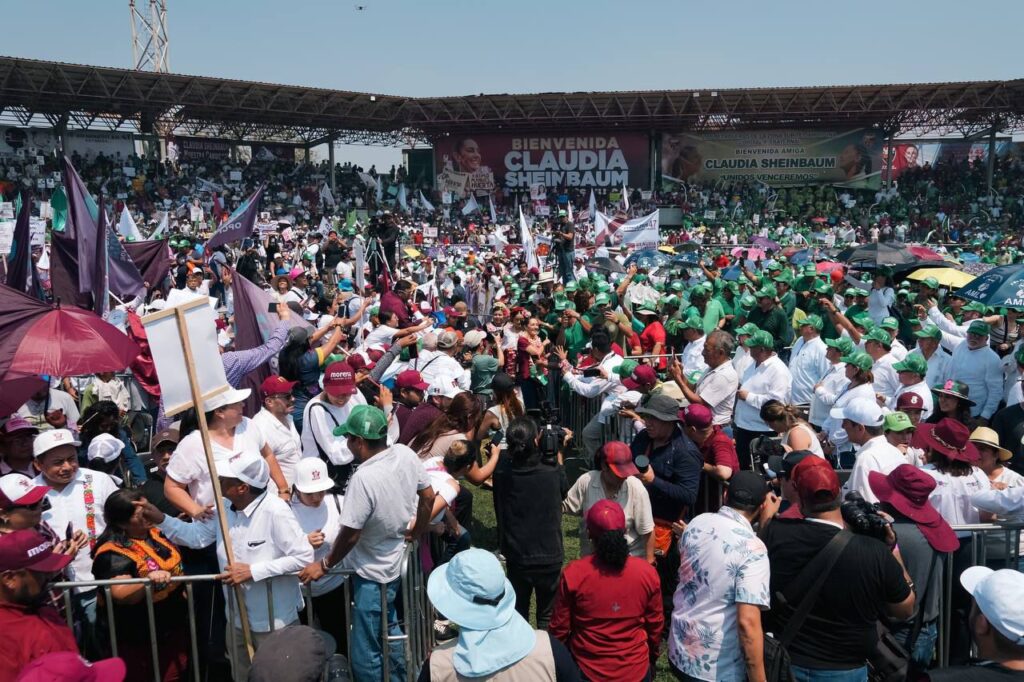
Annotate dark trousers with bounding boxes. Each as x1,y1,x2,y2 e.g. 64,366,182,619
180,543,228,679
656,533,681,622
506,562,561,630
300,584,350,658
734,426,774,471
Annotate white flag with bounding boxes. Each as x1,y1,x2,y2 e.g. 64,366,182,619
117,207,144,241
418,190,435,212
621,184,630,211
462,195,480,216
357,172,378,189
375,178,383,204
488,195,497,223
519,207,540,269
567,200,574,223
320,183,336,207
398,184,408,211
150,211,169,239
589,189,597,220
318,216,332,236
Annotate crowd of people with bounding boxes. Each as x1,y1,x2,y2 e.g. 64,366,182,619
4,144,1024,682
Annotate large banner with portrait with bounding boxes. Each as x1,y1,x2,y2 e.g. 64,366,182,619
882,138,1016,182
433,132,650,197
0,126,58,159
661,129,885,188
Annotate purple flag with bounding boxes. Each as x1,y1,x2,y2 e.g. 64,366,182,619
123,239,173,294
206,184,266,251
61,156,99,294
230,266,311,415
5,192,32,294
93,196,108,316
104,216,145,298
49,235,91,310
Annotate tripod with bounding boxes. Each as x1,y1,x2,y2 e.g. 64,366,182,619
366,235,393,289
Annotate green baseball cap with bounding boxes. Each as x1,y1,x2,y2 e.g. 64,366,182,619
914,324,942,340
613,359,639,378
755,286,777,300
851,314,874,330
880,316,900,331
1015,345,1024,366
743,330,775,349
825,336,856,355
680,316,704,331
670,281,686,292
594,293,611,306
853,288,869,298
883,412,915,433
963,302,988,314
863,328,892,347
333,405,389,440
799,314,823,331
739,294,757,309
767,261,783,272
563,281,578,293
893,354,927,376
368,306,380,318
773,271,793,284
813,281,832,296
841,351,874,371
735,322,759,337
967,320,991,336
597,281,612,292
920,276,940,289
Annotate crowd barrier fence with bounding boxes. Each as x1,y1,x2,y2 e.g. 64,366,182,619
52,541,433,682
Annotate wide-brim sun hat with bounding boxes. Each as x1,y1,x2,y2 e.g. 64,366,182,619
205,387,252,411
427,548,523,632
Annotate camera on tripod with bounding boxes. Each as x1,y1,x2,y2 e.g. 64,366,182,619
538,400,566,465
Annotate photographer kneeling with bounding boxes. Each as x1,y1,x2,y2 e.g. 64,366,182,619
492,416,571,629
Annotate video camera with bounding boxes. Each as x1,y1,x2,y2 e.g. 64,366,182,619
538,400,566,465
840,491,891,543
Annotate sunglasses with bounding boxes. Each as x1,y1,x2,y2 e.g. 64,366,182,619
268,393,295,402
9,498,50,512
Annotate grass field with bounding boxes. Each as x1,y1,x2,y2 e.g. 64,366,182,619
463,460,677,681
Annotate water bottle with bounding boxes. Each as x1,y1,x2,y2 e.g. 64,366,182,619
326,654,350,681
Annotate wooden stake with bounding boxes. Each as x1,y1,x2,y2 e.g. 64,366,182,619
173,306,256,662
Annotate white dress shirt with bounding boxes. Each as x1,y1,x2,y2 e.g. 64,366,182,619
290,495,346,597
871,352,900,403
159,492,314,632
732,347,754,380
810,363,848,427
894,381,934,419
37,468,120,584
562,353,625,402
843,436,907,504
822,381,876,452
252,409,302,489
913,348,951,391
681,334,709,377
889,339,909,362
950,343,1004,418
735,355,792,431
789,336,829,406
695,361,739,426
415,351,470,391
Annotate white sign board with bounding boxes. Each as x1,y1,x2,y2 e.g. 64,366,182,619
229,170,243,182
141,298,230,417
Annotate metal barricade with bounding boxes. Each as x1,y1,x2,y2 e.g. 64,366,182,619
52,542,432,682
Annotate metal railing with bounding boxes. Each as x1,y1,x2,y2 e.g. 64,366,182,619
52,541,434,682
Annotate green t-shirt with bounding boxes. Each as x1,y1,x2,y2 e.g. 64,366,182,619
470,354,500,395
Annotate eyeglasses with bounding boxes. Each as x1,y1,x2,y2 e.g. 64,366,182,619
268,393,295,402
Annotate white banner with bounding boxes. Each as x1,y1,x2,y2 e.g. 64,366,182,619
65,130,135,160
594,210,660,249
0,126,58,158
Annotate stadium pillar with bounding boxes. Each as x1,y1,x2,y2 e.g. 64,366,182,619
986,128,996,199
55,113,69,155
304,146,311,164
885,131,895,190
328,136,337,194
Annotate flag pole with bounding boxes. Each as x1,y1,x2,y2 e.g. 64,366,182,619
173,306,256,661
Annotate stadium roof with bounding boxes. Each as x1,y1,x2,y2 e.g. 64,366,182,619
2,56,1023,146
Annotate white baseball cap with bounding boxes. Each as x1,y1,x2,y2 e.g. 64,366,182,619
462,330,487,349
87,433,125,463
960,567,1024,644
0,474,50,509
829,398,884,426
205,387,252,412
218,450,269,489
32,429,81,459
427,377,460,399
294,458,334,494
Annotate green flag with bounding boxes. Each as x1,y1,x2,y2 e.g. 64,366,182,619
50,186,68,232
346,210,357,229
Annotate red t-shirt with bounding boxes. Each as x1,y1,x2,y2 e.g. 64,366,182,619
0,602,79,680
549,555,663,681
700,426,740,470
639,322,667,369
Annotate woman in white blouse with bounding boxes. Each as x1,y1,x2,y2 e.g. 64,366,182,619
820,351,877,467
290,458,347,651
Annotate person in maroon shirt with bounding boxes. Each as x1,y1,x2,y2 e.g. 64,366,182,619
682,404,740,514
397,378,458,446
379,280,414,329
0,529,78,680
550,500,663,682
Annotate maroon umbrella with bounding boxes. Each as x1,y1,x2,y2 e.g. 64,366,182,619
908,245,945,262
0,374,47,419
0,284,140,379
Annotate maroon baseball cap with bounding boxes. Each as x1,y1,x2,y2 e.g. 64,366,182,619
322,362,357,397
683,404,713,429
896,391,925,411
602,441,639,478
346,354,372,372
791,456,840,505
396,370,429,392
585,499,626,539
623,365,658,391
0,529,73,573
259,375,297,397
15,652,126,682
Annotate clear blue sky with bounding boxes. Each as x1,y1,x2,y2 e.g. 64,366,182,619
4,0,1022,167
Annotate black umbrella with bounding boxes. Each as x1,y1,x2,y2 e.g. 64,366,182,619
836,242,917,268
584,257,625,274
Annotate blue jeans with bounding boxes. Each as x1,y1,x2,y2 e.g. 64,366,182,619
555,249,575,284
892,620,937,671
791,664,867,682
351,575,405,682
